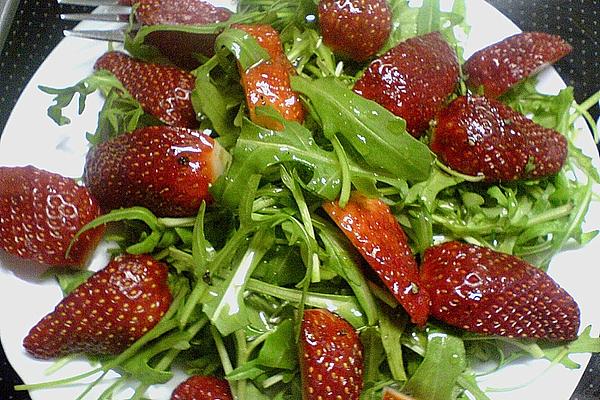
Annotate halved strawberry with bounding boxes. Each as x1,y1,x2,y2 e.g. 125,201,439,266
171,376,233,400
135,0,233,69
464,32,572,98
383,387,417,400
23,254,172,358
430,95,567,182
318,0,392,62
0,166,104,268
353,31,459,137
323,193,430,326
83,125,231,217
233,24,305,131
420,241,580,341
299,309,364,400
94,51,198,128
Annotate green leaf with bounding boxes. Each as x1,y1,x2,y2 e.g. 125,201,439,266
417,0,441,35
256,319,297,370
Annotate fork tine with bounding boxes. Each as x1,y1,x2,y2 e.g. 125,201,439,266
63,28,126,42
58,0,127,6
61,13,129,22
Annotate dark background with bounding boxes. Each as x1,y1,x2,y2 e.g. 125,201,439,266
0,1,598,399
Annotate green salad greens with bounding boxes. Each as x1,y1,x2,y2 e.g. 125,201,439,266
28,0,600,399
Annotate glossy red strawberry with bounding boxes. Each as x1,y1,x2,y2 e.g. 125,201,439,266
234,24,305,131
135,0,233,69
171,376,233,400
0,166,104,268
430,95,567,182
84,125,230,217
318,0,392,62
94,51,198,128
323,193,430,326
23,254,172,358
464,32,572,98
299,309,364,400
421,241,580,341
353,31,459,136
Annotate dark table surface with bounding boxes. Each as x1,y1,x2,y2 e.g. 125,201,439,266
0,1,599,399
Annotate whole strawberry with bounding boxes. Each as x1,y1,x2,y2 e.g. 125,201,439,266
0,166,104,267
83,125,230,217
171,376,233,400
353,31,459,136
420,241,580,341
94,51,198,128
324,193,430,326
299,309,364,400
430,95,567,182
464,32,572,98
23,254,172,359
318,0,392,62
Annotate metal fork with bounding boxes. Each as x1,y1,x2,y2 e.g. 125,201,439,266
59,0,133,42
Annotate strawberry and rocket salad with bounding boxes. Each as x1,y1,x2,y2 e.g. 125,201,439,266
1,0,600,399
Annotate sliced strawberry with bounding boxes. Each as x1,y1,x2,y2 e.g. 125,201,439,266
323,193,430,326
299,309,364,400
383,387,417,400
135,0,233,69
430,95,567,182
318,0,392,62
420,241,580,341
233,24,305,131
23,254,172,358
94,51,198,128
83,125,231,217
171,376,233,400
464,32,572,98
0,166,104,268
353,31,459,137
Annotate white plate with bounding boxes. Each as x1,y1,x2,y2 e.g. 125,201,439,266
0,0,598,399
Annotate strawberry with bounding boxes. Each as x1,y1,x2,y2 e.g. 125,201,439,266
383,387,417,400
430,95,567,182
135,0,233,69
353,31,459,137
0,166,104,268
23,254,172,359
233,24,305,131
299,309,364,400
83,125,231,217
318,0,392,62
94,51,198,128
171,376,233,400
323,193,430,326
464,32,572,98
420,241,580,341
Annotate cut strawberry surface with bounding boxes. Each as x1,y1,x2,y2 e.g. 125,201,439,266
171,375,233,400
430,95,568,182
383,387,417,400
299,309,364,400
318,0,392,62
464,31,572,98
323,193,430,326
0,166,104,268
84,125,231,217
94,51,198,128
353,31,459,137
421,241,580,341
23,254,172,359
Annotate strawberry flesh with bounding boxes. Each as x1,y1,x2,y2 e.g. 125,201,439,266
299,309,364,400
318,0,392,62
23,254,172,358
171,375,233,400
94,51,198,128
84,125,230,217
323,193,430,326
431,95,567,182
464,32,572,98
420,241,580,341
0,166,104,267
135,0,233,69
353,31,459,137
383,387,417,400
